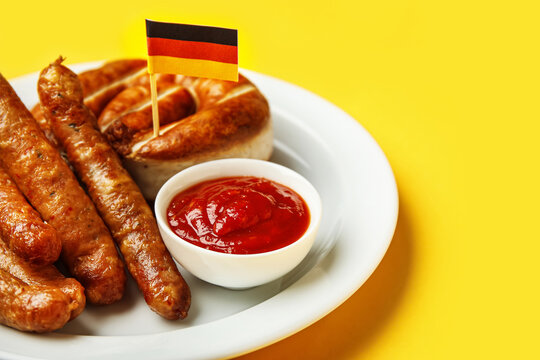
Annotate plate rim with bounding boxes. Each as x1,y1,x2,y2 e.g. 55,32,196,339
0,63,398,360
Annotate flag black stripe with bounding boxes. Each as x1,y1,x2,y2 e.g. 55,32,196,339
146,20,237,46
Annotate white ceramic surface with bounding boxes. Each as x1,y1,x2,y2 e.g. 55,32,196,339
155,158,322,289
0,63,398,360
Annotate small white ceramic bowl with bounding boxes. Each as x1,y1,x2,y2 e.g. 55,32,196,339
154,158,322,289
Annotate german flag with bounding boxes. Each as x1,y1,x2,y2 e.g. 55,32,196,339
146,19,238,81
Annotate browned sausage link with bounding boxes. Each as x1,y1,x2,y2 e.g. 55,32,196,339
30,104,60,148
99,83,195,156
38,59,191,319
99,82,195,131
98,85,152,130
0,269,72,333
0,72,126,305
30,59,148,146
79,59,148,118
80,63,177,119
135,89,270,160
120,86,194,129
182,75,251,111
0,166,62,265
78,59,147,97
0,240,85,320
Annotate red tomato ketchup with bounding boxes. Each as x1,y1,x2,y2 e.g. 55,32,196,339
166,176,310,254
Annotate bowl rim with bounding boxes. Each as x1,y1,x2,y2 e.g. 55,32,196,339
154,158,322,259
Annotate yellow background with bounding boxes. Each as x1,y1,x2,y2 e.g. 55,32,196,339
1,0,539,358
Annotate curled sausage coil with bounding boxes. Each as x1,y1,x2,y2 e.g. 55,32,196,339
34,59,273,200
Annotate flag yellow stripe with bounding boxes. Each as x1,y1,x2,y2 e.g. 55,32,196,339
148,55,238,81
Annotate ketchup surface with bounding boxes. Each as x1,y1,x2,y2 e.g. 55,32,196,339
166,176,310,254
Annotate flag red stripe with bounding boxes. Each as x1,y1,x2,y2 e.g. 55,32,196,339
147,37,238,64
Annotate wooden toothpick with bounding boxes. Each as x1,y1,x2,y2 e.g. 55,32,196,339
149,73,160,138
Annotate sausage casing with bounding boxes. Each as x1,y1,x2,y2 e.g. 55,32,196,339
0,166,62,265
0,72,126,305
98,83,195,155
0,269,74,333
30,59,148,147
78,59,148,117
0,240,85,320
38,59,190,319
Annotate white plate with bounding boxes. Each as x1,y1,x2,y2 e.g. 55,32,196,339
0,64,398,360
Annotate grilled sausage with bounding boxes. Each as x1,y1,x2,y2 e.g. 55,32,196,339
0,72,126,305
38,58,190,319
30,59,148,146
98,82,195,155
113,73,272,200
78,58,148,118
0,239,85,320
0,166,61,265
30,104,59,148
0,268,74,333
